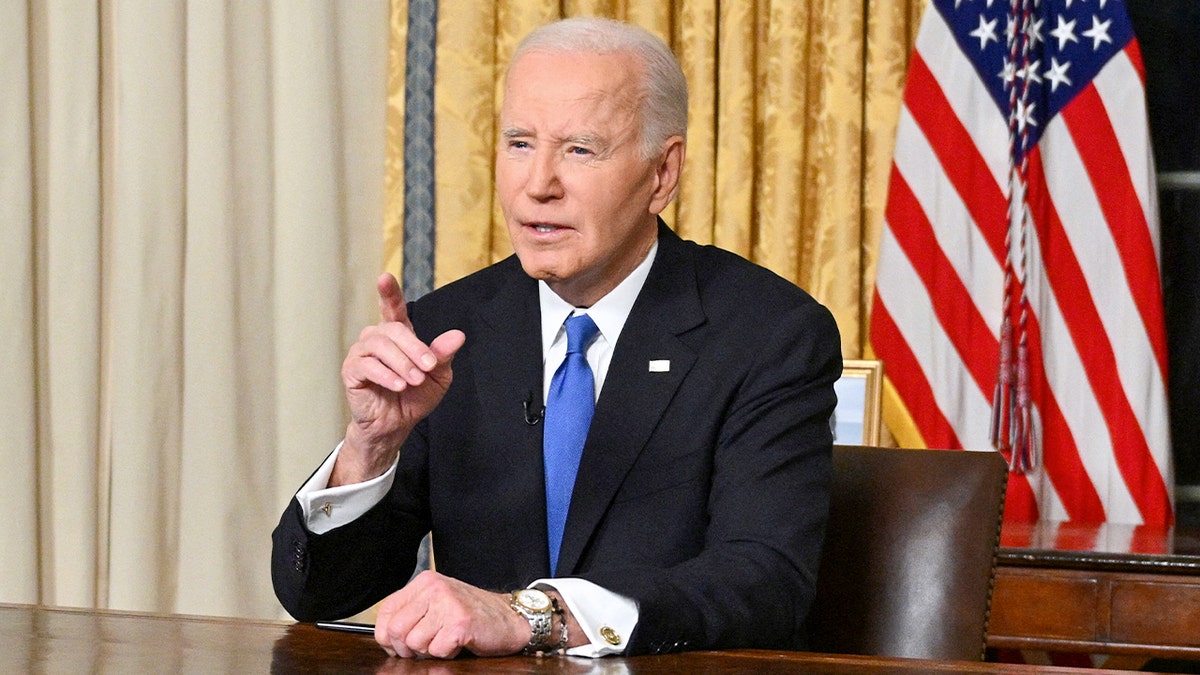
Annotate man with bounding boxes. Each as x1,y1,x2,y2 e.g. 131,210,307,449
272,17,841,660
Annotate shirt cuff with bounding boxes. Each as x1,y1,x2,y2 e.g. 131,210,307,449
296,441,398,534
532,577,638,657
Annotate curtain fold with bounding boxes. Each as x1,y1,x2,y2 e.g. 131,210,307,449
4,0,389,620
389,0,923,359
0,0,39,607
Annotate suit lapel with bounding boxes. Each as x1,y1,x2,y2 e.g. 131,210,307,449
469,261,551,577
556,226,705,574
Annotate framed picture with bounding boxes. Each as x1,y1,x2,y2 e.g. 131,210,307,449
832,359,884,446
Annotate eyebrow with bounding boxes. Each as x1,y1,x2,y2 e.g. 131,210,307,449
501,127,532,140
501,127,606,148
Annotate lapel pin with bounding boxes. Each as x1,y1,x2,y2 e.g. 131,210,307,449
648,360,670,373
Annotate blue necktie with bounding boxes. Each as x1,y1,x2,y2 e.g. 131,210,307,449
543,313,600,574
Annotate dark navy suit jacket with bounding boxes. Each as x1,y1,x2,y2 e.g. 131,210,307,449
272,222,841,655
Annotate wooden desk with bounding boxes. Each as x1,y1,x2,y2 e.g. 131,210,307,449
988,520,1200,661
0,603,1146,674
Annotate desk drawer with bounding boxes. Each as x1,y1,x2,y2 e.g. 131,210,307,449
1110,578,1200,647
990,568,1100,640
989,566,1200,655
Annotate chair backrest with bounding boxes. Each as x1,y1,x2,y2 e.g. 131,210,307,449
808,445,1008,661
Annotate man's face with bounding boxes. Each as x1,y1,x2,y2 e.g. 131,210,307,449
496,49,682,307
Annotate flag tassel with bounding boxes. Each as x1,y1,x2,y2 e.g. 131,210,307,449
990,317,1013,453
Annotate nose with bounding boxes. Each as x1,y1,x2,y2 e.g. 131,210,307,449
525,148,564,202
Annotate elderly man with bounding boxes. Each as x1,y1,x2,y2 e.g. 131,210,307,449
272,16,841,659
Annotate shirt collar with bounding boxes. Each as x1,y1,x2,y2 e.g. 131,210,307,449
538,239,659,354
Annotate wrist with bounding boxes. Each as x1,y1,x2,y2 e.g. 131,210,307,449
508,589,568,656
330,427,399,486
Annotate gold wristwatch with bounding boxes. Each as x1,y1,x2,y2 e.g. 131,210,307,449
509,588,555,652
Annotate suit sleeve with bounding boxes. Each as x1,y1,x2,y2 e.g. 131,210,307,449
270,423,433,622
580,301,841,654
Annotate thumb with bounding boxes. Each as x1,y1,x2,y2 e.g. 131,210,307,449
430,329,466,366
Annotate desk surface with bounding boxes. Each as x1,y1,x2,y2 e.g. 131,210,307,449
0,604,1156,674
999,519,1200,574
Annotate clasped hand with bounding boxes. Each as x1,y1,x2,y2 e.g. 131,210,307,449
374,571,532,659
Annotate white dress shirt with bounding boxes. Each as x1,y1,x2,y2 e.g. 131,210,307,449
296,242,658,656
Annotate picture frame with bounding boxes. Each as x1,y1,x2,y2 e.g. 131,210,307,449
832,359,884,446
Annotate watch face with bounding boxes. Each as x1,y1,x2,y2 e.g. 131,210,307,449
515,589,551,612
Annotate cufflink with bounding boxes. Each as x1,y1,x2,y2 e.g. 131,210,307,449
600,625,622,645
320,502,332,516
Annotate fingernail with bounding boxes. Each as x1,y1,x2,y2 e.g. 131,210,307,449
421,353,437,369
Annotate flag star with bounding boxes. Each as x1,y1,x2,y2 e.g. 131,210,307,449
999,59,1017,87
1050,15,1079,51
1044,57,1073,92
1082,15,1113,50
1027,17,1045,48
969,15,1000,50
1014,99,1038,133
1017,59,1043,84
1065,0,1085,8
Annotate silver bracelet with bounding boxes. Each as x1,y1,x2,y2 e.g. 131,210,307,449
531,597,569,657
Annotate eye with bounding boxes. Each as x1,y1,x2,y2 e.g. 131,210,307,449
508,140,531,150
568,145,593,156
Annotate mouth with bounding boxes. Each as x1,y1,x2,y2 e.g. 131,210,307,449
524,221,571,235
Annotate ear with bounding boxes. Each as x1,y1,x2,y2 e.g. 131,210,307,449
648,135,686,215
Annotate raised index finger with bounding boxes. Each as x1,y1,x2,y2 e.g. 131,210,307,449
377,272,409,325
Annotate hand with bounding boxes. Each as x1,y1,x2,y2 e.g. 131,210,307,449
374,571,530,659
334,273,465,485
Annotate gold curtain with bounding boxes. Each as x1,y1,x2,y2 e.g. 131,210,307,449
386,0,925,359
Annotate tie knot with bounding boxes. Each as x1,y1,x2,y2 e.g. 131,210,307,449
564,314,599,356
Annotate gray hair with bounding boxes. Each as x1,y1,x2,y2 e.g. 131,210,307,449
509,17,688,160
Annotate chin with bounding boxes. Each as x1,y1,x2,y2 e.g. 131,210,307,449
516,253,566,282
517,261,560,283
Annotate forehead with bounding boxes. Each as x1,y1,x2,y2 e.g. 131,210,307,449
500,50,641,130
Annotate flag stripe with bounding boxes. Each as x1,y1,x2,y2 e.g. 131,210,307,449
1025,220,1143,522
1059,85,1169,376
869,291,961,449
870,0,1172,528
885,165,998,398
1025,150,1171,525
876,223,996,449
1039,112,1171,484
1098,47,1155,246
1016,282,1108,521
892,107,1005,336
903,52,1008,263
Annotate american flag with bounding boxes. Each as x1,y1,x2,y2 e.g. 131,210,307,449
870,0,1173,525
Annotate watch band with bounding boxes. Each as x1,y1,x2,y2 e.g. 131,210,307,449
547,597,569,653
509,590,554,653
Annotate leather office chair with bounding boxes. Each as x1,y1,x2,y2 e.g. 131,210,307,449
808,445,1008,661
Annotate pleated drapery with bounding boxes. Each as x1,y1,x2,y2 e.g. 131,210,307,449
1,1,389,620
383,0,925,357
